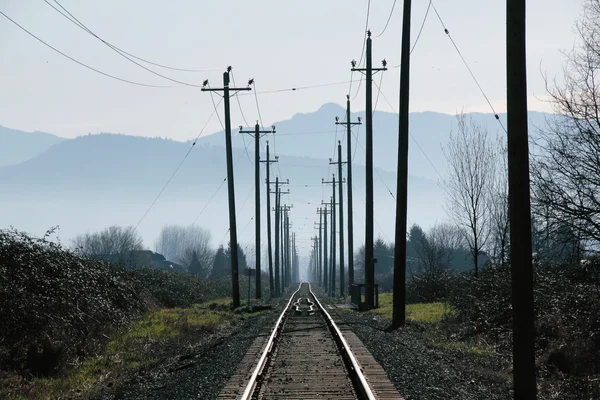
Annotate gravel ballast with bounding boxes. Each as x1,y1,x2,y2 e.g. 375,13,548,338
328,305,512,400
94,298,290,400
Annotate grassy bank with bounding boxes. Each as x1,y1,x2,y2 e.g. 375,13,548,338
2,299,267,399
366,293,495,357
0,229,272,399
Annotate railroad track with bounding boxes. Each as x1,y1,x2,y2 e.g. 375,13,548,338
238,282,377,400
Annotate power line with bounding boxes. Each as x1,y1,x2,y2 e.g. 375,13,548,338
134,97,223,230
252,82,266,129
46,0,206,88
238,80,351,96
371,79,455,205
375,0,398,37
410,0,432,54
0,10,174,88
430,1,507,133
349,0,371,97
192,178,227,225
47,0,216,73
230,71,253,164
208,89,226,131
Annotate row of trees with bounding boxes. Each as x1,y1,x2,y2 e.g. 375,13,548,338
72,224,250,278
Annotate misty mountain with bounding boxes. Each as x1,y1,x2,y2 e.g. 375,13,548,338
197,103,552,180
0,106,554,256
0,125,66,167
0,132,440,254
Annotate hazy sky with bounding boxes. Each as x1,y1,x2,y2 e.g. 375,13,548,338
0,0,583,140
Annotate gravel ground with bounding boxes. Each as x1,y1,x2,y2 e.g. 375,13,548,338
94,295,292,400
328,305,513,400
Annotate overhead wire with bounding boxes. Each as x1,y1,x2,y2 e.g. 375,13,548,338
0,10,174,88
372,78,454,203
45,0,207,88
430,1,507,133
375,0,398,37
411,0,432,54
230,71,253,164
239,80,351,96
349,0,371,98
134,96,223,230
47,0,216,72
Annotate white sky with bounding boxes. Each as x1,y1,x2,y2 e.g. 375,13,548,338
0,0,583,140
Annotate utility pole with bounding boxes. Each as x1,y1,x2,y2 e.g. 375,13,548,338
240,123,276,299
201,67,251,308
273,177,281,297
271,179,289,296
507,0,536,398
392,0,411,328
261,141,278,298
351,32,387,307
313,236,319,282
281,204,293,288
335,99,362,294
318,205,330,293
323,175,337,297
330,142,347,297
330,196,335,296
315,214,323,285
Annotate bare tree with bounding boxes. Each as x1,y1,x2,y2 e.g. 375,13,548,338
415,223,464,275
72,225,144,266
154,225,214,276
489,137,510,265
443,112,495,276
532,0,600,255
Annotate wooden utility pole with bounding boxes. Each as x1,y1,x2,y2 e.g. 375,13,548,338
272,180,289,296
351,32,387,307
330,143,347,297
330,194,335,297
392,0,412,328
315,214,323,285
507,0,536,398
318,204,330,293
335,99,362,294
281,204,293,288
261,141,278,298
323,175,337,297
273,177,281,297
240,123,275,299
201,67,251,308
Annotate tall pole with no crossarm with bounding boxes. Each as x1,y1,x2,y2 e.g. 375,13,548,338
351,33,387,307
507,0,536,398
392,0,412,328
201,67,251,308
240,123,276,299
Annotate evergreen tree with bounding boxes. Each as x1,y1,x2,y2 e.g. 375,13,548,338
188,251,206,277
210,245,229,278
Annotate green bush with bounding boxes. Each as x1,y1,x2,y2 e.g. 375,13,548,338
0,229,144,376
0,229,258,378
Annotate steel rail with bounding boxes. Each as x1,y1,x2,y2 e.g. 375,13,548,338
308,283,377,400
240,283,302,400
